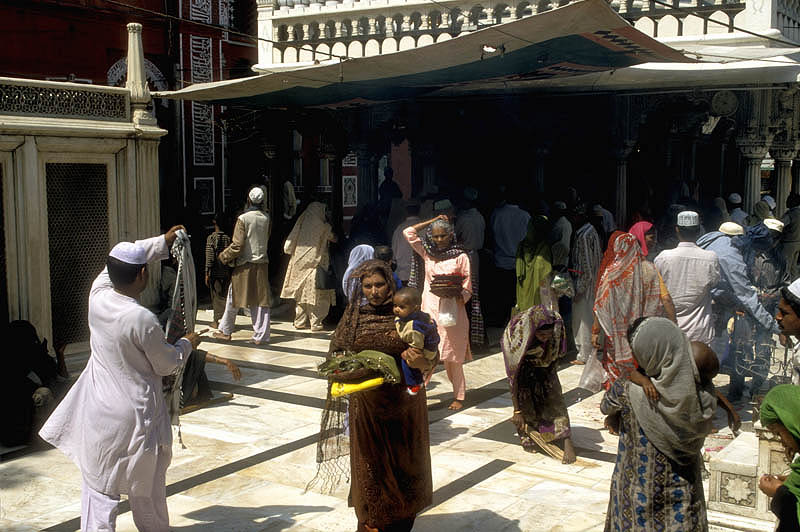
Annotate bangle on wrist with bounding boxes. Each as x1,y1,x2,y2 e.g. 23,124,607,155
513,410,521,414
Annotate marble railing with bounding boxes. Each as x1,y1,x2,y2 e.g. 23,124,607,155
255,0,788,66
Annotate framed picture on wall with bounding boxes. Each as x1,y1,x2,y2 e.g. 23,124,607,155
343,175,357,207
194,177,215,214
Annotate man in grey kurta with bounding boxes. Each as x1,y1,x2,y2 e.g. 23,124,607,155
40,226,202,532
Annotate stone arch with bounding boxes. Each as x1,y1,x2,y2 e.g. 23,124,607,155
348,40,363,57
417,34,434,47
324,20,336,39
331,41,347,57
341,19,353,37
409,12,422,31
428,10,442,30
365,39,380,56
658,14,679,37
376,15,387,35
106,57,168,91
468,5,485,27
284,46,298,62
383,37,398,53
292,23,304,41
634,16,655,37
436,33,452,42
308,21,321,41
399,35,415,50
277,24,290,41
708,10,731,33
493,4,511,24
316,43,331,61
683,14,704,36
299,44,313,62
273,48,283,63
516,1,531,17
357,17,370,36
392,13,405,34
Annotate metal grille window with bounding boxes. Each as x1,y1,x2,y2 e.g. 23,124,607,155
46,163,109,345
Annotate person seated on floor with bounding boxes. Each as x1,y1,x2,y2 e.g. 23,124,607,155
180,349,242,407
758,384,800,532
1,320,68,447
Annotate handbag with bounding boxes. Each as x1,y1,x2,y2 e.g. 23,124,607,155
316,265,335,290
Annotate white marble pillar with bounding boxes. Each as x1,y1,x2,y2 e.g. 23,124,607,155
126,23,157,126
614,142,634,228
736,136,771,213
771,142,799,217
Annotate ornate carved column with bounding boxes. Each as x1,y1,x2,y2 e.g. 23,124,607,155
614,141,635,228
771,140,799,217
736,130,772,213
126,23,156,126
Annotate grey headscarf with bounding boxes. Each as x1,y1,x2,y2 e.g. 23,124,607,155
628,317,716,466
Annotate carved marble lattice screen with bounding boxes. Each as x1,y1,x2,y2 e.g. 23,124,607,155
0,164,7,325
46,163,109,345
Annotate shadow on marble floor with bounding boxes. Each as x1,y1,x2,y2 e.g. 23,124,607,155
429,419,470,447
173,504,333,531
414,509,522,531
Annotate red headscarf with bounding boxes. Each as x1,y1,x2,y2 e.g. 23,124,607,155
628,221,654,257
595,231,625,292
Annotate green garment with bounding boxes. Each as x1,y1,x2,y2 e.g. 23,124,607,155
318,350,401,384
515,216,553,313
760,384,800,524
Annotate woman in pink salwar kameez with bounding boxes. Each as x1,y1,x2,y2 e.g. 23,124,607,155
404,215,472,410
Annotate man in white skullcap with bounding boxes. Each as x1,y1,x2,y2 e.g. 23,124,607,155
40,226,202,532
719,222,744,236
214,186,272,344
728,193,748,226
777,278,800,385
654,211,721,346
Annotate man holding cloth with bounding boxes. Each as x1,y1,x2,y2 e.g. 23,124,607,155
40,226,202,532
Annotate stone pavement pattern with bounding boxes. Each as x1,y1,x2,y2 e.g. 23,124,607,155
0,311,748,531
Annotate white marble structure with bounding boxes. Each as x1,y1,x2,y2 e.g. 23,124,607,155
0,23,166,347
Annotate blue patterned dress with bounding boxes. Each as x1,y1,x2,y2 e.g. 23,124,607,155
602,380,708,532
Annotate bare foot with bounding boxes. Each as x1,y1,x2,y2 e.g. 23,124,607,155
210,321,219,329
448,400,463,411
212,332,231,341
562,438,577,464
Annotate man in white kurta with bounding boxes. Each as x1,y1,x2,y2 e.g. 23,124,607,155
40,228,201,532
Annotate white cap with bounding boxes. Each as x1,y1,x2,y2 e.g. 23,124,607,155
676,210,699,227
763,195,777,210
248,187,264,204
728,193,742,204
719,222,744,236
109,241,147,265
764,218,785,232
788,278,800,300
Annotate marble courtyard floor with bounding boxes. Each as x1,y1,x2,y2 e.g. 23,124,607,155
0,310,749,531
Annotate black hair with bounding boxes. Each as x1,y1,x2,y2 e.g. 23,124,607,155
676,225,702,242
788,192,800,210
626,316,650,344
373,245,393,263
384,167,394,179
107,256,145,286
394,286,421,307
782,287,800,317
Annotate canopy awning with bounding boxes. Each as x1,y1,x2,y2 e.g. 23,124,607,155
155,0,693,108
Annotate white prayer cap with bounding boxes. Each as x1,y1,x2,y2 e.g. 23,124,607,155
676,211,700,227
109,241,147,265
248,186,264,204
728,193,742,204
719,222,744,236
764,218,785,232
554,201,567,210
763,195,777,210
788,278,800,300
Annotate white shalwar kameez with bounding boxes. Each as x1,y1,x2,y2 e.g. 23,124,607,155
40,235,191,532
